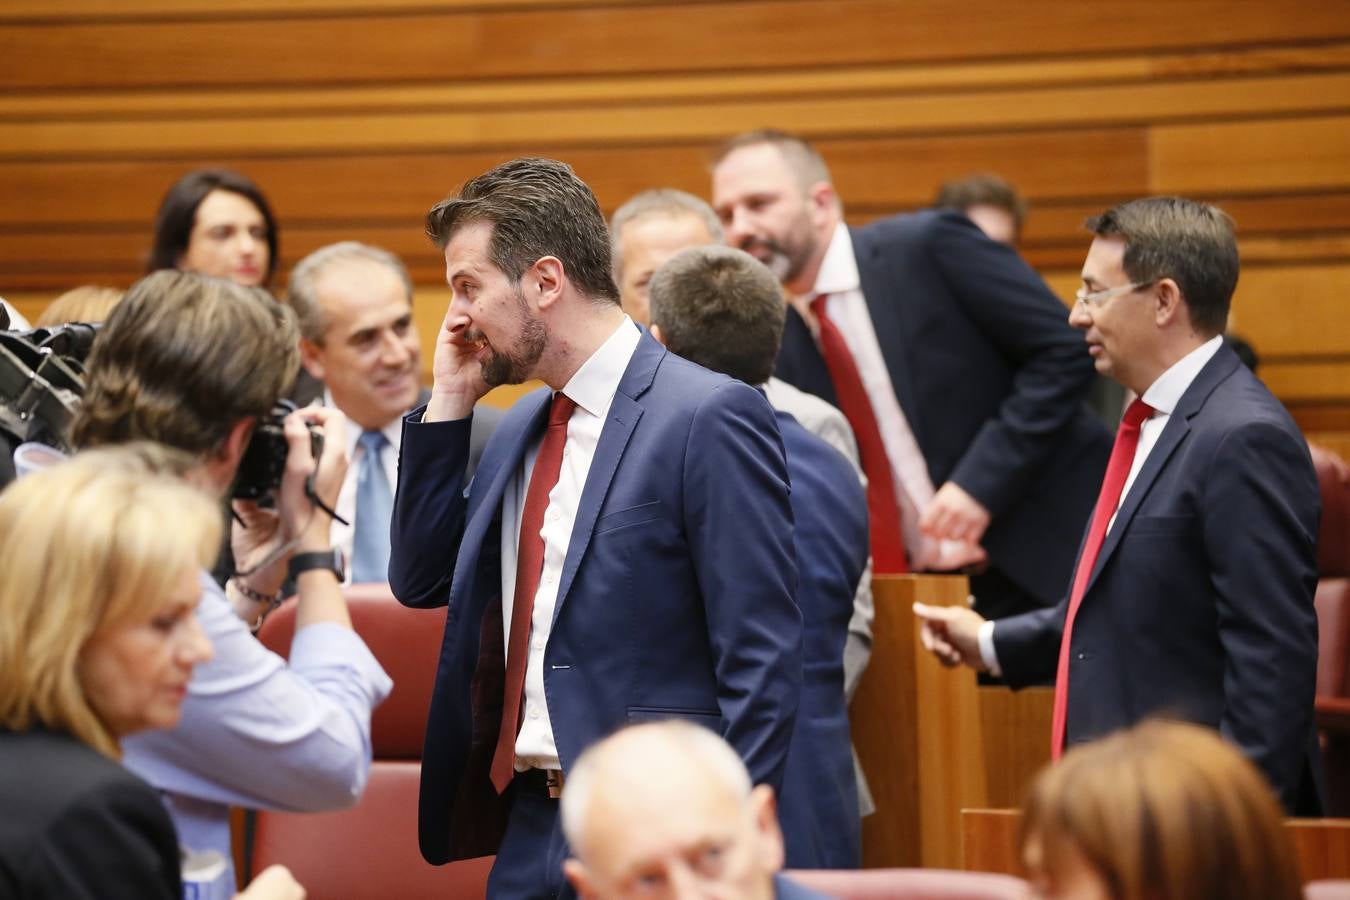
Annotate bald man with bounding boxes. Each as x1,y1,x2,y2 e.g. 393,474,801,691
560,722,826,900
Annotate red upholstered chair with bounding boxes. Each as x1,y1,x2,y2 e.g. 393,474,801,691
256,582,446,758
252,587,489,897
251,760,492,900
1311,443,1350,814
785,868,1027,899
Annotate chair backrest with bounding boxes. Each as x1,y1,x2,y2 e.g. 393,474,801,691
257,583,446,758
251,759,492,899
1312,443,1350,577
785,868,1026,900
1318,579,1350,697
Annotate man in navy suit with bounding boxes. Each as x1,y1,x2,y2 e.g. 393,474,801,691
711,130,1111,620
647,244,868,868
915,197,1322,813
388,158,801,896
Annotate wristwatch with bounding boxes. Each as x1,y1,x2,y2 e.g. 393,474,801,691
287,547,346,582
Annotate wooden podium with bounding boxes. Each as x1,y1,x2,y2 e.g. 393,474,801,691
850,574,1054,869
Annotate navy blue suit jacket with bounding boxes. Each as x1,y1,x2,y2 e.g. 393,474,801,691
775,211,1111,611
774,410,867,869
389,332,802,863
995,346,1322,813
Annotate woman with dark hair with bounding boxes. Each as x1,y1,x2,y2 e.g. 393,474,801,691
1019,720,1303,900
148,169,278,288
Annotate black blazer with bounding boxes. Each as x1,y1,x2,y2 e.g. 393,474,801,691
775,210,1112,608
995,347,1323,813
0,728,182,899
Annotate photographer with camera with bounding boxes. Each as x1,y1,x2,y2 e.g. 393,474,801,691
67,270,392,892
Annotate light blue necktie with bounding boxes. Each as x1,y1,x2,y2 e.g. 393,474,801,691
351,430,393,583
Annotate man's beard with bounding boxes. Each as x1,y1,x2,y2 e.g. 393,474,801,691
468,286,548,387
739,233,812,286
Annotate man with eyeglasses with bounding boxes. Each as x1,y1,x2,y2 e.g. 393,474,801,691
711,130,1113,621
915,196,1322,814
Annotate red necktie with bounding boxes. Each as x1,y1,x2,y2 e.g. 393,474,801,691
810,296,909,574
490,391,576,792
1049,398,1153,758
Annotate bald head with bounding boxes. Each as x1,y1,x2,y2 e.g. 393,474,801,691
561,722,782,900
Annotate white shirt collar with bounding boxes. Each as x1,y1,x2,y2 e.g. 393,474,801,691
560,315,642,419
325,388,404,458
1139,335,1224,417
811,222,861,297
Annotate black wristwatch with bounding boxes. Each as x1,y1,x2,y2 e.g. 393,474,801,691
287,547,345,582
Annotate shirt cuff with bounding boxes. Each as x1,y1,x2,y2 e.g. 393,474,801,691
978,619,1002,677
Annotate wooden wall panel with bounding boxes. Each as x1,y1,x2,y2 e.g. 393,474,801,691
3,0,1350,425
4,1,1348,90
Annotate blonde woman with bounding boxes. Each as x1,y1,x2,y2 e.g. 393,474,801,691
1020,720,1303,900
0,445,302,899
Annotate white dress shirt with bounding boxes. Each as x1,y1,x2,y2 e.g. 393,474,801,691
812,223,983,570
327,390,403,585
499,316,642,771
978,335,1225,673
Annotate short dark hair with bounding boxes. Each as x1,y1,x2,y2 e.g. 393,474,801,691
72,270,299,455
710,129,832,191
1085,197,1238,336
426,157,619,305
647,246,784,385
148,169,279,285
935,173,1028,235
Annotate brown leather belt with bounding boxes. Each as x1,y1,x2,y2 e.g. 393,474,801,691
514,768,566,799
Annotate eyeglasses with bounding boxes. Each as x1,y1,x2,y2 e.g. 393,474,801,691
1074,280,1155,309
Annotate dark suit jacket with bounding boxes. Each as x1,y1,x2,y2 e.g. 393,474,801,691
775,211,1111,611
995,346,1322,813
390,332,802,863
775,410,867,870
0,728,182,899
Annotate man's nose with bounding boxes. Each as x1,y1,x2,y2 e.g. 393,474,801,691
1068,298,1091,329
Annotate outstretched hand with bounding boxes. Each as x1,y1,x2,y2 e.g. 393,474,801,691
913,601,989,671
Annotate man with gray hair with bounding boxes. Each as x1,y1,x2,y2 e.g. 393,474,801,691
288,241,499,583
648,244,867,868
560,721,827,900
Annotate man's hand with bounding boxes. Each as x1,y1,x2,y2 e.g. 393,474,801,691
231,406,350,591
913,601,988,671
426,304,491,422
236,864,306,900
920,481,992,545
278,405,349,551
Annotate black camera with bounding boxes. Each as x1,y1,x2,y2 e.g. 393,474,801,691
233,400,324,501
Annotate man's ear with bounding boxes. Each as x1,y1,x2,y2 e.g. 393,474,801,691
298,337,326,381
531,256,565,311
748,784,785,873
1153,277,1186,330
649,323,667,347
562,859,595,900
806,181,838,222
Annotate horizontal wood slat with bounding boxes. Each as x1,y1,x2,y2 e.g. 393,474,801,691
1152,115,1350,193
5,74,1350,161
4,42,1349,121
3,1,1349,90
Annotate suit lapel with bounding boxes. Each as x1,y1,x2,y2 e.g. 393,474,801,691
852,226,920,438
1083,347,1240,592
550,334,661,624
450,389,550,608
